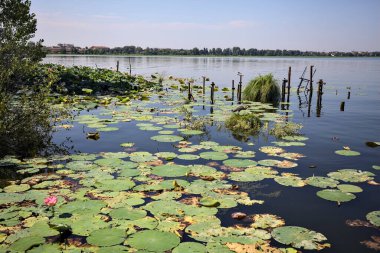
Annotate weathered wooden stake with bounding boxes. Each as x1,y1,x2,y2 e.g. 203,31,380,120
347,91,351,100
282,79,287,101
238,73,243,104
128,57,132,75
287,66,291,95
340,101,345,111
188,82,192,101
202,76,206,95
210,82,215,104
116,61,120,72
232,80,235,101
309,65,314,92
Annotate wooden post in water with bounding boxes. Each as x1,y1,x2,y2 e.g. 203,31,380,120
347,91,351,100
188,82,192,101
282,79,287,102
309,65,314,92
237,72,243,104
316,79,324,117
202,76,206,95
232,80,235,101
128,57,132,75
116,61,120,72
287,66,291,95
340,101,345,111
210,82,215,104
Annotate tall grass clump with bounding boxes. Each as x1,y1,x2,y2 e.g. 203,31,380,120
243,74,280,104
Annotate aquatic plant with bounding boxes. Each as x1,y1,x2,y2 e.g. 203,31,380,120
225,112,262,136
269,122,303,138
243,74,280,104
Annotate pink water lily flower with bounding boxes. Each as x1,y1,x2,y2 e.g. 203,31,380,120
44,195,58,207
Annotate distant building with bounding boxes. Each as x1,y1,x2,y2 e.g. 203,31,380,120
46,44,82,54
90,46,110,50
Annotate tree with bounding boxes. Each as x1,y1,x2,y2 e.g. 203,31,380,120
0,0,63,158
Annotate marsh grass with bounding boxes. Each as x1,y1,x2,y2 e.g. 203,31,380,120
243,74,280,104
225,113,262,135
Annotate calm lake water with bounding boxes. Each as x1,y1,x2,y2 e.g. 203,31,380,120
44,55,380,253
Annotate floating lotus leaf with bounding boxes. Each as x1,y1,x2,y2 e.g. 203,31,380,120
126,230,180,252
9,236,45,252
159,130,175,134
179,129,204,135
101,151,129,159
70,153,98,161
229,172,270,182
212,145,241,153
316,189,356,202
27,244,62,253
120,142,135,147
0,193,25,205
97,245,130,253
65,215,109,236
271,226,329,250
109,207,147,220
327,169,374,183
172,242,207,253
199,151,228,161
89,178,135,191
251,214,285,229
337,184,363,193
177,154,200,160
140,126,163,131
164,124,180,129
200,196,220,207
151,135,184,142
129,152,157,163
234,151,256,158
366,211,380,227
373,165,380,170
335,150,360,156
66,160,98,171
87,228,126,246
96,127,119,132
258,159,280,167
282,136,309,141
277,152,306,160
4,184,30,193
306,176,339,188
156,152,177,160
151,191,182,200
119,169,140,177
206,242,235,253
223,159,257,168
185,179,231,194
275,176,305,187
95,158,128,167
259,146,285,155
178,147,198,153
151,164,190,177
58,199,106,215
272,141,306,147
189,165,225,179
200,141,219,147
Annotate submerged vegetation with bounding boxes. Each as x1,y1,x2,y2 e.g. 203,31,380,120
243,74,280,104
225,112,262,137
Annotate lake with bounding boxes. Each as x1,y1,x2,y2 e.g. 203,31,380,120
6,55,380,252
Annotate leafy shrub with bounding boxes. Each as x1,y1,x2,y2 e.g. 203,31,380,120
269,122,303,138
243,74,280,104
225,113,261,135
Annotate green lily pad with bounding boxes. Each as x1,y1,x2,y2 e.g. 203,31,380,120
282,136,309,141
258,159,280,167
151,164,191,177
275,176,305,187
156,152,177,160
120,142,135,147
87,228,126,246
327,169,374,183
366,211,380,227
306,176,339,188
151,135,184,143
9,236,45,252
179,129,204,135
109,207,147,220
126,230,180,252
223,159,257,168
316,189,356,202
335,150,360,156
251,214,285,229
27,244,62,253
272,226,329,250
96,127,119,132
173,242,207,253
337,184,363,193
200,197,220,207
372,165,380,170
199,152,228,161
4,184,30,193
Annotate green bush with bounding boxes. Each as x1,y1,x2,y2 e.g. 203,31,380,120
225,113,261,135
269,122,303,138
243,74,280,104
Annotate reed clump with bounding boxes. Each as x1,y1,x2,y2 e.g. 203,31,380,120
243,74,280,104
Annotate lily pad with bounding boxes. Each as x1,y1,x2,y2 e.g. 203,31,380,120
151,164,190,177
306,176,339,188
151,135,184,143
4,184,30,193
109,207,147,220
327,169,374,183
177,154,200,160
272,226,329,250
251,214,285,229
223,159,257,168
200,197,220,207
199,152,228,161
366,211,380,227
87,228,126,246
9,236,45,252
126,230,180,252
316,189,356,202
337,184,363,193
172,242,207,253
335,150,360,156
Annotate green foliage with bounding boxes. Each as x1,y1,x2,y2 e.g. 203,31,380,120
225,113,261,135
269,122,303,138
243,74,280,104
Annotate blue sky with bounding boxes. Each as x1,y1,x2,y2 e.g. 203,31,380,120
31,0,380,51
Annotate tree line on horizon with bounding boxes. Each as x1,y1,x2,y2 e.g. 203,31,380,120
47,45,380,57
